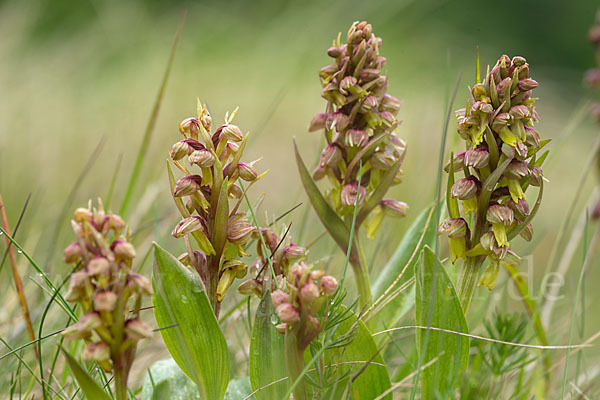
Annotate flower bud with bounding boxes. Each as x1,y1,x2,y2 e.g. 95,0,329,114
227,219,254,245
300,283,320,303
94,291,117,311
380,198,408,217
520,223,534,242
112,240,136,260
180,117,200,135
339,76,357,95
172,216,204,238
381,94,402,114
65,270,92,302
464,147,489,169
321,275,338,296
124,319,153,341
528,166,543,186
444,152,466,173
341,182,367,207
309,113,326,132
238,279,263,297
64,242,83,263
438,218,468,238
62,312,102,339
517,78,538,91
170,139,200,160
451,176,479,200
487,204,514,225
275,323,287,334
312,165,327,181
74,208,93,223
275,303,299,324
509,105,530,120
189,149,215,167
346,129,369,147
124,273,152,297
238,162,258,182
82,342,110,362
506,198,530,220
283,244,307,264
271,290,290,308
88,258,111,277
220,124,243,142
319,144,343,168
319,65,337,82
173,175,203,197
327,46,343,58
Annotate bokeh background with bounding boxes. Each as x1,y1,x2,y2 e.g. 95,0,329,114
1,0,599,393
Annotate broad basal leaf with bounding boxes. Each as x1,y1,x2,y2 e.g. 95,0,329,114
152,243,229,400
415,246,468,399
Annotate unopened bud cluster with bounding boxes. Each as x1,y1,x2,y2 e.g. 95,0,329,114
441,55,547,289
310,21,407,235
237,225,307,298
271,262,337,347
62,201,152,373
170,101,264,312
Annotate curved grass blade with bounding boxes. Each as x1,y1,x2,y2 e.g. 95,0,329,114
152,243,229,400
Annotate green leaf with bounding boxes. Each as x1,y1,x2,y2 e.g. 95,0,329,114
370,204,439,338
293,140,358,262
152,243,229,400
415,246,469,399
249,292,289,399
61,348,111,400
142,358,200,400
315,307,392,400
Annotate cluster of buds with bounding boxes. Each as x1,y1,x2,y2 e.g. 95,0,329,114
237,225,307,298
169,100,265,315
271,262,338,348
585,13,600,219
62,201,152,377
309,21,408,237
441,55,548,290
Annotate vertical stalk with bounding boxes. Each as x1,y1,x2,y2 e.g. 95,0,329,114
207,259,220,317
114,365,127,400
285,330,307,400
457,255,485,313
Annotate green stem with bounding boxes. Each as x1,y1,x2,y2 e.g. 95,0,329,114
457,256,485,314
284,331,307,400
114,365,127,400
351,247,372,311
207,261,220,317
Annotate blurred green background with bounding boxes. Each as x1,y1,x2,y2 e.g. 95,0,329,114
1,0,599,390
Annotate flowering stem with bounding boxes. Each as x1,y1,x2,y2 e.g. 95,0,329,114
457,255,485,314
114,365,127,400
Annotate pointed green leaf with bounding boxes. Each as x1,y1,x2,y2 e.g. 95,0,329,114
371,204,440,338
249,292,289,399
152,243,229,400
415,246,468,399
293,140,357,260
61,349,111,400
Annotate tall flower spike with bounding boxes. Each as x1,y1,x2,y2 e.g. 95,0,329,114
62,201,152,398
305,21,408,308
441,55,549,313
168,100,266,316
